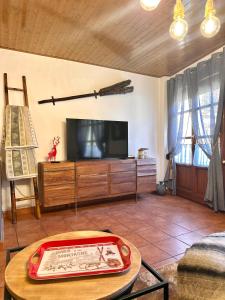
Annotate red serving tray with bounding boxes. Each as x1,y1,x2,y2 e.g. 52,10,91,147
28,235,131,280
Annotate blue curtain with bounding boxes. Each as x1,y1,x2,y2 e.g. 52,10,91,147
165,73,191,194
186,50,225,211
167,49,225,211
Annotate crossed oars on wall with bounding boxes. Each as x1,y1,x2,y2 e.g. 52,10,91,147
38,80,134,105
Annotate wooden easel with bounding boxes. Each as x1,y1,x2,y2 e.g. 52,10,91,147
4,73,41,224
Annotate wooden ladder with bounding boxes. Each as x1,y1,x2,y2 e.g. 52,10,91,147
4,73,41,224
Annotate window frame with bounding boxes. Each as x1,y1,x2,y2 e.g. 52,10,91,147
175,91,220,168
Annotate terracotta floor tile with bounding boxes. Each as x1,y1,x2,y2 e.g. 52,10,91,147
41,214,64,223
92,218,120,228
17,230,47,247
64,214,92,225
122,232,149,248
0,287,3,300
48,209,76,218
15,222,43,235
106,224,130,236
204,222,225,233
153,257,177,269
138,227,171,243
104,211,128,219
4,224,16,236
3,232,18,250
138,244,171,265
173,253,185,261
123,220,151,231
158,223,190,237
175,217,224,231
154,237,189,256
15,214,41,224
195,227,217,236
0,268,4,288
69,221,101,231
41,221,70,236
176,231,203,246
0,251,6,268
144,217,171,228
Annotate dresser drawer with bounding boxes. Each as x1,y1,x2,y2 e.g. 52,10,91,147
137,158,156,166
110,182,136,195
41,162,74,172
44,184,75,207
76,164,108,175
137,176,156,193
110,171,136,184
110,162,136,173
137,165,156,176
77,174,108,188
78,184,108,199
43,169,75,186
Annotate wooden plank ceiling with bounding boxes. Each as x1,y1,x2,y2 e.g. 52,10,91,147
0,0,224,77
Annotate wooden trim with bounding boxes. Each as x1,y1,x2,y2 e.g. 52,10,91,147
8,87,23,92
177,188,205,205
4,73,9,105
0,46,162,78
176,163,208,170
176,164,208,205
22,75,29,107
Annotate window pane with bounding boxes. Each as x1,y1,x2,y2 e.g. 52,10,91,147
193,144,210,167
182,112,192,137
175,143,192,165
197,107,211,137
197,106,218,138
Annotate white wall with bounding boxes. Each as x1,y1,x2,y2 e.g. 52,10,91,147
0,48,161,211
157,77,168,181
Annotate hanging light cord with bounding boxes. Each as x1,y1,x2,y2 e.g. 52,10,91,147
173,0,185,20
205,0,216,18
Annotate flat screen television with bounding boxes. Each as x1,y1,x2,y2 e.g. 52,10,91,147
66,118,128,161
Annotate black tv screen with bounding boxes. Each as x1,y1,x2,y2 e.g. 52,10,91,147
66,118,128,161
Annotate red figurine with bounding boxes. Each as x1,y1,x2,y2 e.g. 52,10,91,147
48,136,60,161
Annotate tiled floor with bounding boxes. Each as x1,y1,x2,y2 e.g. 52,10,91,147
1,193,225,298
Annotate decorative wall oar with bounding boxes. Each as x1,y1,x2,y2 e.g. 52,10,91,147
38,80,134,105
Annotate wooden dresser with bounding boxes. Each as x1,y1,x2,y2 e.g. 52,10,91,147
38,159,156,208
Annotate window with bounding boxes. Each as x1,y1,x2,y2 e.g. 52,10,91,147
193,88,220,167
174,86,192,165
175,88,220,167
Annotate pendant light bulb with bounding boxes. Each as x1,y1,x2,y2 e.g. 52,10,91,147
200,0,220,38
170,18,188,41
140,0,161,11
169,0,188,41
